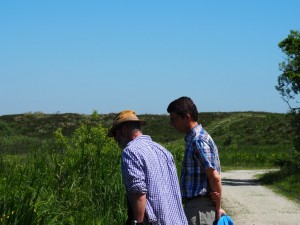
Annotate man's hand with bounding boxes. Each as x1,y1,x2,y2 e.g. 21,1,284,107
216,208,226,221
209,191,220,203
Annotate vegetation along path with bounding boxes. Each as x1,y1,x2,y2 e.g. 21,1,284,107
221,170,300,225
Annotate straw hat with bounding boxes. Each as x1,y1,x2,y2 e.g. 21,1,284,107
107,110,145,137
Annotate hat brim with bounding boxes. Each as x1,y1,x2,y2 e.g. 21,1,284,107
107,120,145,137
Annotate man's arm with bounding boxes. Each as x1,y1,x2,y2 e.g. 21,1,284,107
130,192,146,223
206,168,226,220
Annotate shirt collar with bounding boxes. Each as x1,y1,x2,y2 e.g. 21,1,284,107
184,124,203,143
127,134,151,146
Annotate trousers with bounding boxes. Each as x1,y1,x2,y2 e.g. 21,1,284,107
184,197,217,225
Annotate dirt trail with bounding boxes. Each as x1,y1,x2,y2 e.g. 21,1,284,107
221,170,300,225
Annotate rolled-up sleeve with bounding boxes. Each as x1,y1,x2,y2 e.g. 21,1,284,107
121,149,147,193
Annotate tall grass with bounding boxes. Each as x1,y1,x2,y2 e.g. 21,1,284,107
0,136,46,154
219,144,292,170
0,121,127,224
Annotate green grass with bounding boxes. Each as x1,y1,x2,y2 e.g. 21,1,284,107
257,170,300,204
0,111,298,224
219,144,292,170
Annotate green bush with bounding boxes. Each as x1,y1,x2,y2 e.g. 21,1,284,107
0,120,15,136
0,118,127,224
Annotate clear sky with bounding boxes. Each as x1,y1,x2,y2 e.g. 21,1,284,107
1,1,299,115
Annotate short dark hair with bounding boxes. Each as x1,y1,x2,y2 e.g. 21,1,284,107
123,121,142,134
167,96,198,121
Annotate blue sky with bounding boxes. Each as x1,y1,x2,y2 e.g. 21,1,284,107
1,1,299,115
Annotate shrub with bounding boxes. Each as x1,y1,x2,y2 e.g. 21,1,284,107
0,115,127,224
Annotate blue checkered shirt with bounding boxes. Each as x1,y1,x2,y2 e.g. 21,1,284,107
181,124,221,198
121,135,188,225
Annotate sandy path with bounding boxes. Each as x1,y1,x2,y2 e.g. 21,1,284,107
221,170,300,225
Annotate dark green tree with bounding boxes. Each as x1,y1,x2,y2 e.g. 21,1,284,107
276,30,300,110
275,30,300,173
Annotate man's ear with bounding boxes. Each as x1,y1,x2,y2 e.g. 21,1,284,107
121,124,128,134
121,125,126,132
185,113,192,121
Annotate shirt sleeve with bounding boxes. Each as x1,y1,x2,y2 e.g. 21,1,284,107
194,139,217,170
121,148,147,194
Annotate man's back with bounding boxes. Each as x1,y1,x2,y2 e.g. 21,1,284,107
121,135,188,225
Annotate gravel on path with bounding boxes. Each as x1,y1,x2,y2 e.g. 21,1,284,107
221,170,300,225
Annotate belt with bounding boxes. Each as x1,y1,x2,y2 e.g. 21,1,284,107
182,195,210,204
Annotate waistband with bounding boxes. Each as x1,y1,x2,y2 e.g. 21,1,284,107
182,195,210,204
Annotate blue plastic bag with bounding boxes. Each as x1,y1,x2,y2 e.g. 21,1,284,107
217,215,234,225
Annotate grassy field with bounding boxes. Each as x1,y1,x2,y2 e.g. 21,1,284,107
0,111,297,224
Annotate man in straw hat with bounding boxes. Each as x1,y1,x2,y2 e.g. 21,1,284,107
108,110,188,225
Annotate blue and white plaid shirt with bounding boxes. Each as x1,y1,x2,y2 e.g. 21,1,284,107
181,124,221,198
121,135,188,225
